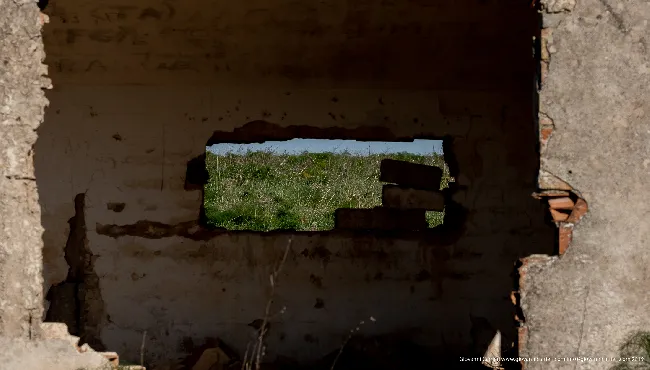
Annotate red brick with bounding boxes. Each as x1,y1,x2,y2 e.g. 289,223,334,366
379,159,443,191
550,208,569,222
382,185,444,211
518,326,529,369
558,224,573,255
548,197,574,210
335,207,427,231
540,126,553,150
540,126,553,141
567,198,588,224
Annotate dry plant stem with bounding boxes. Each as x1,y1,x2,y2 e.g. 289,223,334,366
242,343,252,370
256,237,292,369
329,316,376,370
242,236,293,370
140,330,147,367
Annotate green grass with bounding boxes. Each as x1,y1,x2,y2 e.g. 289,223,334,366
203,149,450,232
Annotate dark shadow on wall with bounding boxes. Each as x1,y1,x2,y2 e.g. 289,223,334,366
33,0,554,369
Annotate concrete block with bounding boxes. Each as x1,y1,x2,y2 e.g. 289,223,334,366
382,185,445,211
379,159,443,191
334,207,427,231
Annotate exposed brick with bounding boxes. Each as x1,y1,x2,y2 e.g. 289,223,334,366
382,185,444,211
334,207,427,231
518,326,529,369
379,159,443,191
548,197,574,209
566,198,588,224
540,126,553,142
558,224,573,255
540,126,553,151
540,60,549,87
540,28,553,62
550,209,569,222
539,113,554,127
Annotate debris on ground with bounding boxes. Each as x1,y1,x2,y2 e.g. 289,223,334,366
40,322,146,369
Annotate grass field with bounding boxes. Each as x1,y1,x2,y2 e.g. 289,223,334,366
203,149,450,231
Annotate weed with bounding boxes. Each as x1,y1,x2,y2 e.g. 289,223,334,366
204,149,449,231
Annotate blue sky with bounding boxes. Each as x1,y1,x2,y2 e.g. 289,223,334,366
207,139,443,156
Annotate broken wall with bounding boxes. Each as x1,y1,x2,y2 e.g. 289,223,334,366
519,0,650,368
0,0,50,338
36,0,554,366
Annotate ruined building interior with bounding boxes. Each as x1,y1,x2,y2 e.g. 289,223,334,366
33,0,553,366
4,0,649,369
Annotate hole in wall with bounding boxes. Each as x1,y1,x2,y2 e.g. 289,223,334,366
202,137,449,232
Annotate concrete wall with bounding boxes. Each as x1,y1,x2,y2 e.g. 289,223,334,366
520,0,650,368
0,0,50,339
35,0,554,367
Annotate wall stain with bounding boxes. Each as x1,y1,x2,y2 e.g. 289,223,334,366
309,274,323,289
106,202,125,212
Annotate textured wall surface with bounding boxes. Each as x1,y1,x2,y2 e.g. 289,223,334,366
520,0,650,368
42,0,533,88
0,0,50,338
33,0,554,367
0,337,111,370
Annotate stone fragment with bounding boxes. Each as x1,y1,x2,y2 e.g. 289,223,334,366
40,322,80,351
538,170,574,191
382,185,444,211
335,207,427,231
379,159,443,191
